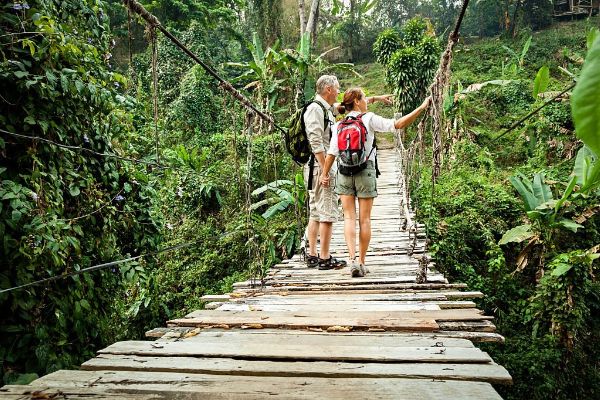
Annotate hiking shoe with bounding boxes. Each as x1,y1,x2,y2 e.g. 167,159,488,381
318,256,347,270
306,255,319,268
351,260,364,277
360,264,369,275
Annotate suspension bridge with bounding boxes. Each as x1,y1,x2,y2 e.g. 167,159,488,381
1,148,512,399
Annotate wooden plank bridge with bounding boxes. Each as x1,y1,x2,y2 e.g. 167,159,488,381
1,149,511,399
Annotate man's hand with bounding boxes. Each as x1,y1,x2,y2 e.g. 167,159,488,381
320,173,330,188
378,94,394,105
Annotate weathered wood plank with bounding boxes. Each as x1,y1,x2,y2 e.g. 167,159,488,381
235,276,447,287
0,386,165,399
184,308,491,320
29,370,504,399
81,354,512,384
233,282,469,293
98,340,492,363
230,291,483,301
163,329,477,348
169,313,438,332
214,302,442,312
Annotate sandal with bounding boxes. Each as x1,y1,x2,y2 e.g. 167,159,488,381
306,255,319,268
318,256,347,270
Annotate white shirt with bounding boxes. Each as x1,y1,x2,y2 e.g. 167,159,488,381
327,111,395,159
304,94,335,154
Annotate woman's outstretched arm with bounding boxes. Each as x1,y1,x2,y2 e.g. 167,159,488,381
394,97,430,129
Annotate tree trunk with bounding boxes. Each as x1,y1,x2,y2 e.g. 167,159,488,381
349,0,356,61
510,0,523,37
305,0,320,46
298,0,306,36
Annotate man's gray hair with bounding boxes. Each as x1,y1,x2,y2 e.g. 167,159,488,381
316,75,339,94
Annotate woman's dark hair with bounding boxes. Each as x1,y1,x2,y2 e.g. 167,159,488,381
337,87,363,114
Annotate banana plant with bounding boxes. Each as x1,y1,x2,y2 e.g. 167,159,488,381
281,32,360,107
225,33,286,113
499,36,600,270
250,174,306,219
502,35,532,78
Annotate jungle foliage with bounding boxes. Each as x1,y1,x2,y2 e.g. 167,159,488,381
408,19,600,399
1,0,599,398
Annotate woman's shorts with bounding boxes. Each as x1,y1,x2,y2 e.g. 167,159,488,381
335,161,377,198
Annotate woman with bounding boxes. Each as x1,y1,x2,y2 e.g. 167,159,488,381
320,88,429,277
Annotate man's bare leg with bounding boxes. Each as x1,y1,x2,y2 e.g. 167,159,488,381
307,219,319,257
319,221,333,259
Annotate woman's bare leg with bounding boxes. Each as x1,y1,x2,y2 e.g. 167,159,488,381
357,197,374,265
340,195,357,261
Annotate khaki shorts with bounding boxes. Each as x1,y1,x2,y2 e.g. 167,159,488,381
304,163,339,222
335,161,378,198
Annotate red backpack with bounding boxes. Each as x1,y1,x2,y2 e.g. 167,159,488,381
337,113,376,176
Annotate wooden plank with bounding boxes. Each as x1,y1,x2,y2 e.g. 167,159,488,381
234,282,469,293
184,308,491,320
0,386,163,399
235,276,447,287
169,311,438,332
98,340,492,364
168,329,477,348
231,298,477,309
81,354,512,384
177,309,491,328
30,370,504,399
215,303,443,312
232,291,483,301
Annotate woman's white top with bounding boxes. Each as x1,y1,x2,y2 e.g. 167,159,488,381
327,111,395,160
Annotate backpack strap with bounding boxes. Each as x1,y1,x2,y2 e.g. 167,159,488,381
307,153,315,190
373,134,380,177
357,112,380,178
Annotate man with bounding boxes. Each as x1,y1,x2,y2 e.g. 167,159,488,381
303,75,346,270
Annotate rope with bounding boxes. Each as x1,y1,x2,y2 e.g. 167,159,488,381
244,112,259,286
127,6,133,64
149,25,160,163
121,0,286,136
493,82,576,141
0,241,196,294
1,128,168,169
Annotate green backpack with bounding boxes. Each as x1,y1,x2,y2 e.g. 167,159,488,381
285,100,329,164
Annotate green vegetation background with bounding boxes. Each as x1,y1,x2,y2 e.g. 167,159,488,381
1,1,599,399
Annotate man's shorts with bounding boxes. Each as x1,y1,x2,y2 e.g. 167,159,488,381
304,163,338,222
335,161,378,198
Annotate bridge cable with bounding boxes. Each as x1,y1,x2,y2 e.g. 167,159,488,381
493,82,576,141
0,241,197,295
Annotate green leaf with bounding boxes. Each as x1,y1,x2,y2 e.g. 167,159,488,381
499,224,534,245
14,71,28,78
556,219,584,233
587,27,599,50
533,66,549,98
532,173,552,204
572,36,600,157
574,146,597,186
509,174,538,211
11,210,22,222
69,186,80,196
555,175,577,212
24,116,35,125
551,262,573,277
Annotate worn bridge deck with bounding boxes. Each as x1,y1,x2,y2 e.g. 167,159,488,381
1,149,511,399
